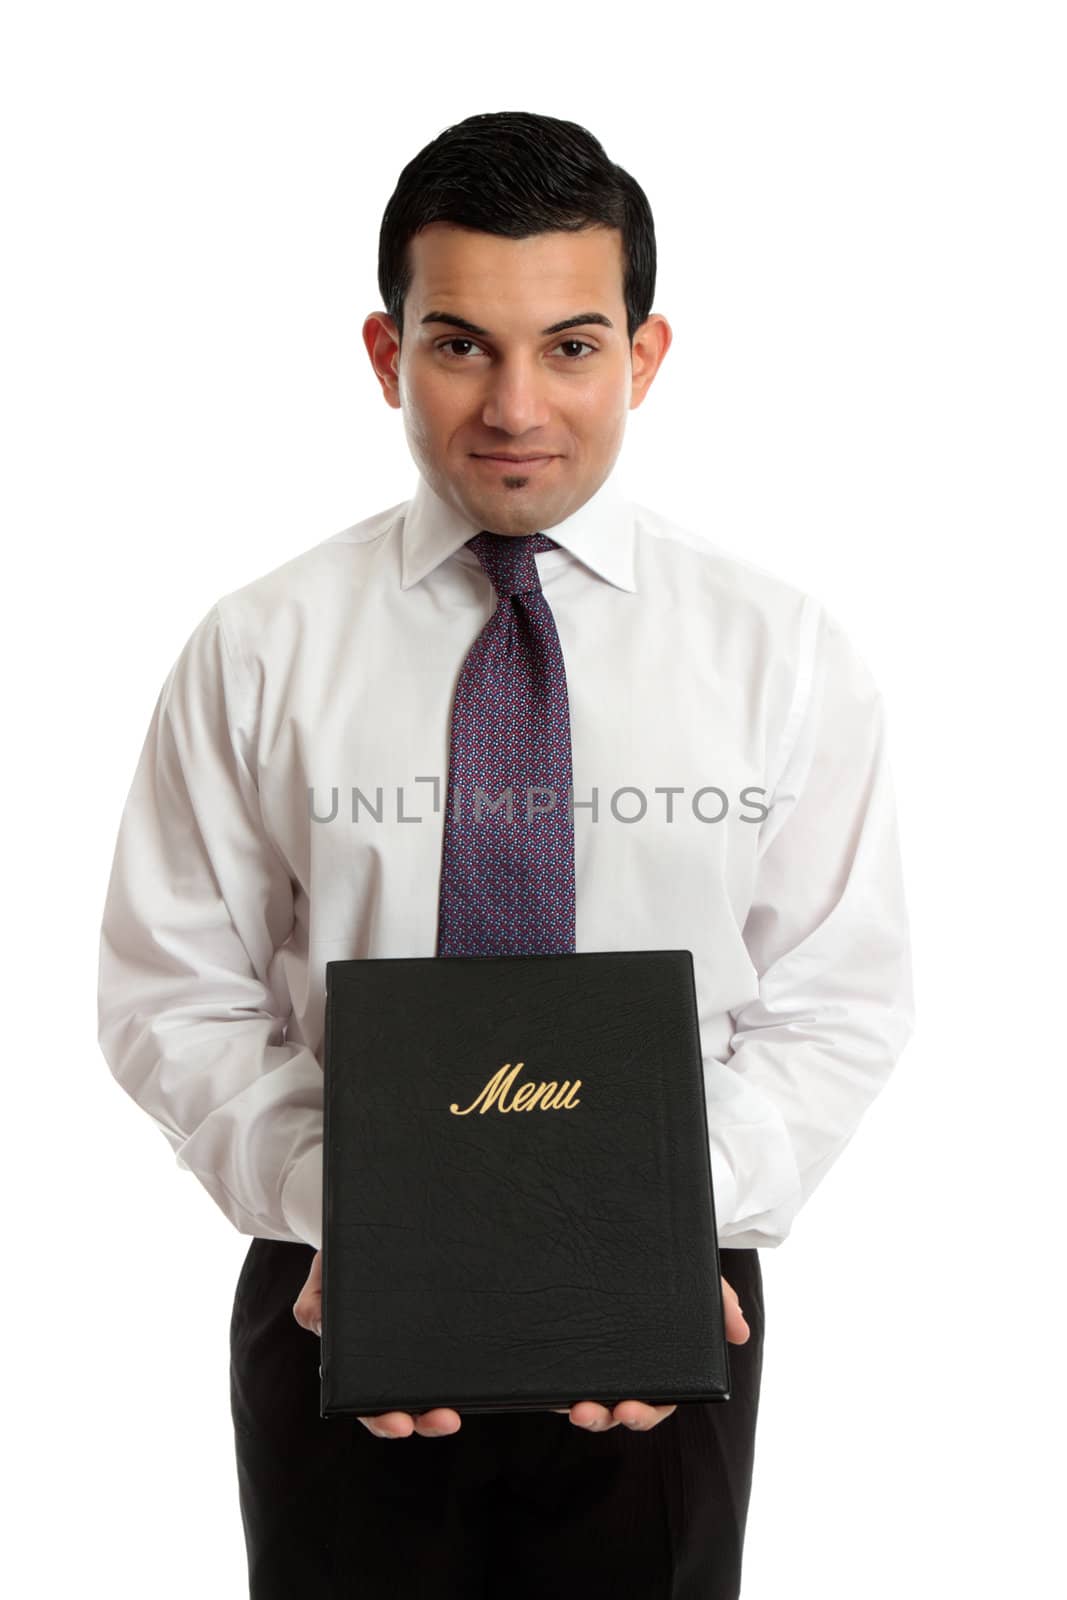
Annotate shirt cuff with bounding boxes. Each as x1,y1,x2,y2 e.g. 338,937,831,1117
281,1143,323,1251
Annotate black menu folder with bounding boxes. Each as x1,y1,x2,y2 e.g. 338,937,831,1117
320,949,730,1419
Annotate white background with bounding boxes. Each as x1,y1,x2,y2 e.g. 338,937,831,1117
4,2,1063,1594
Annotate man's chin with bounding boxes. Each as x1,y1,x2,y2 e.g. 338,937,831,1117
458,485,564,536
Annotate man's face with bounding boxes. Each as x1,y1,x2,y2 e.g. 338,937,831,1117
365,222,670,537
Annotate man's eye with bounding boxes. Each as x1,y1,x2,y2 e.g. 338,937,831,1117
438,339,484,359
554,339,597,360
436,339,597,361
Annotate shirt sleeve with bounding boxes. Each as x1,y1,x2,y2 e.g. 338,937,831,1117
708,597,915,1247
96,602,324,1250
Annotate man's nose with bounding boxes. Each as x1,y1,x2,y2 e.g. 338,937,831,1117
480,358,553,437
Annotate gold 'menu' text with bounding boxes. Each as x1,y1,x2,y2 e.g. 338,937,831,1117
449,1063,582,1116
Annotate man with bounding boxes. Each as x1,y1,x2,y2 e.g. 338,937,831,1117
97,110,913,1598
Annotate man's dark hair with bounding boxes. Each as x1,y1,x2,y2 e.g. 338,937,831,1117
377,110,656,349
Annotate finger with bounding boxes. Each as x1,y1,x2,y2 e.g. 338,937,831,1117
359,1409,461,1439
569,1402,619,1430
612,1401,678,1431
411,1408,462,1437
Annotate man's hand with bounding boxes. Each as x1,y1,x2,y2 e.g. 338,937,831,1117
293,1252,748,1440
547,1273,748,1433
292,1245,323,1337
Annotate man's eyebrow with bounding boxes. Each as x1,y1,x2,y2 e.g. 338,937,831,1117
419,311,615,337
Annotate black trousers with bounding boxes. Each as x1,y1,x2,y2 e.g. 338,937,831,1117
230,1239,764,1599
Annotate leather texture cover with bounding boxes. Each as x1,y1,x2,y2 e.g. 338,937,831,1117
320,949,730,1418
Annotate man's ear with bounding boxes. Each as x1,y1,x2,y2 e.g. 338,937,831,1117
629,313,673,411
363,312,403,410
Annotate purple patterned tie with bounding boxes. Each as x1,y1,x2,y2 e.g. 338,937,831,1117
436,530,576,957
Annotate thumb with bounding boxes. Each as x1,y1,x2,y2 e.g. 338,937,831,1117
293,1248,324,1337
721,1275,750,1344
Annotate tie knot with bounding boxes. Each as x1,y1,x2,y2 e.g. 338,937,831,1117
466,530,558,598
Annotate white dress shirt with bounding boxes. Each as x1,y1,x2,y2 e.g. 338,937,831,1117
97,460,914,1254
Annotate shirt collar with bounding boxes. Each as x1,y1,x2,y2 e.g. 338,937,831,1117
399,460,637,593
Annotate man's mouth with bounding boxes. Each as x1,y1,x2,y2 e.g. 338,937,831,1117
472,454,558,468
